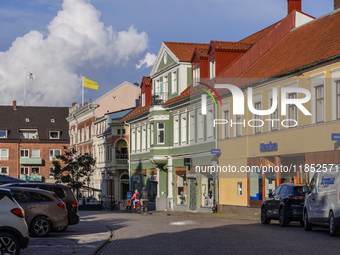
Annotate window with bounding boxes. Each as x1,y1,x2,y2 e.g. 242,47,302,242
181,114,187,144
193,67,200,85
12,191,30,203
49,149,61,160
270,98,279,131
20,149,29,158
49,166,54,177
0,149,8,160
172,71,177,94
142,126,146,151
223,110,230,139
207,108,214,138
190,112,195,142
142,93,146,107
19,129,38,139
118,129,121,135
210,60,216,79
20,167,29,175
337,81,340,120
137,127,141,152
122,129,126,135
197,108,204,140
86,126,90,141
49,131,60,139
315,85,324,123
173,117,179,145
31,167,40,174
147,124,150,150
30,192,53,202
0,167,8,175
157,123,165,144
235,115,242,137
287,93,297,127
0,130,7,138
131,129,136,152
106,146,112,162
151,124,154,145
254,102,262,134
237,182,243,195
31,149,40,158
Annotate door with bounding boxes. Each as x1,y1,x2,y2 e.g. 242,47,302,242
189,179,197,210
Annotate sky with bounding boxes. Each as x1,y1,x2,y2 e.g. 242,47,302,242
0,0,335,107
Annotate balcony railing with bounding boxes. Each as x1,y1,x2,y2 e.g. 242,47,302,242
152,92,168,105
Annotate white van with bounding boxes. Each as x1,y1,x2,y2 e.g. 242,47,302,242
303,164,340,236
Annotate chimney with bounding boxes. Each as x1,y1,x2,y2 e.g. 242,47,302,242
288,0,302,14
335,0,340,10
13,100,17,110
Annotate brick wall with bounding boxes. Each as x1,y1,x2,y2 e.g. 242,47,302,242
336,0,340,10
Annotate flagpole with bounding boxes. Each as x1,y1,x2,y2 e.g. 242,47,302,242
82,75,84,106
24,67,27,106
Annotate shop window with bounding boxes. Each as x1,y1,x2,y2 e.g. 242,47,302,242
176,174,187,205
201,176,213,207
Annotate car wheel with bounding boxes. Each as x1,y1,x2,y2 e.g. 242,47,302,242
53,226,68,232
279,206,290,227
304,210,312,231
31,216,51,237
261,206,271,224
329,212,338,237
0,232,20,255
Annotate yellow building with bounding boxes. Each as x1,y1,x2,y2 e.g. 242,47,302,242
216,7,340,209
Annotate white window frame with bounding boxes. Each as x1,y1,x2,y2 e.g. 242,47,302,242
49,166,55,178
189,111,195,142
172,71,177,94
0,167,8,175
173,116,179,145
197,108,204,141
151,124,154,145
222,102,230,139
142,93,146,107
20,149,29,158
0,149,9,160
31,167,40,175
49,131,60,139
193,67,200,86
181,113,187,144
157,123,165,145
234,115,243,137
210,60,216,79
207,106,214,139
31,149,40,158
142,125,146,151
268,88,279,131
315,84,324,123
49,149,61,161
254,101,262,134
136,127,141,152
0,130,7,139
310,73,325,124
20,167,29,175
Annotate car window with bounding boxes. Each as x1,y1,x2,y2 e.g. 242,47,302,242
53,187,66,198
273,186,282,196
293,186,303,196
30,192,53,202
309,173,318,193
11,191,31,203
280,186,288,195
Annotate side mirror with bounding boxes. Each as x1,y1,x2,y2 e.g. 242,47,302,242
268,192,273,198
302,185,308,193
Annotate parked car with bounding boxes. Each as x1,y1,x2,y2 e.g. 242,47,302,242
0,188,29,255
2,183,79,230
261,183,305,226
5,187,68,237
303,165,340,236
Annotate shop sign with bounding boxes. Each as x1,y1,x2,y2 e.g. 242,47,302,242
260,141,278,152
149,175,157,181
133,175,140,182
332,133,340,141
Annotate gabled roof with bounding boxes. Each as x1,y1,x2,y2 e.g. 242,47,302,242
0,105,69,142
164,42,209,62
237,11,340,80
239,21,280,44
120,104,151,122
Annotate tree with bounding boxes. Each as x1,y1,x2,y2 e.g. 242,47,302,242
52,146,96,195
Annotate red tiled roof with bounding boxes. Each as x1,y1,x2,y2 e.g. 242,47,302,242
238,11,340,80
211,41,252,51
239,22,280,44
164,42,209,62
120,104,151,122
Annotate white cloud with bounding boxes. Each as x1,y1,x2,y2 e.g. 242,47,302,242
0,0,150,106
136,52,157,69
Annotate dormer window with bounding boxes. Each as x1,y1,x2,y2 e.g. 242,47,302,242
49,131,60,139
19,129,38,139
0,130,7,138
210,60,216,79
142,93,145,107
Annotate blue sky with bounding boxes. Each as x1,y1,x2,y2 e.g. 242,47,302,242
0,0,335,106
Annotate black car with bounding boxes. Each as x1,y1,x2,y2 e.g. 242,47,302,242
2,183,79,230
261,183,305,227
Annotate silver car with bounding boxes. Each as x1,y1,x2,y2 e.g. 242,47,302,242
7,187,68,237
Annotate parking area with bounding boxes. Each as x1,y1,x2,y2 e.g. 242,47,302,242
20,210,340,255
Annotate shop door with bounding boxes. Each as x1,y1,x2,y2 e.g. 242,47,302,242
189,179,197,210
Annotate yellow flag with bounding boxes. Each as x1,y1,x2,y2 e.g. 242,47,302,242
83,77,98,90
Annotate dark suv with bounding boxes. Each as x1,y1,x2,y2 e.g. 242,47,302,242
2,183,79,230
261,183,305,227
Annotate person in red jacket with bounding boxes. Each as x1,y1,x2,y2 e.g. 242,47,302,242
131,189,140,209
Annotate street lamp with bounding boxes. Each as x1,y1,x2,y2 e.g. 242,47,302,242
108,171,114,211
211,155,219,213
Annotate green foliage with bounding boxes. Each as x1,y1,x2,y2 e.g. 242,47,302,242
52,146,96,192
